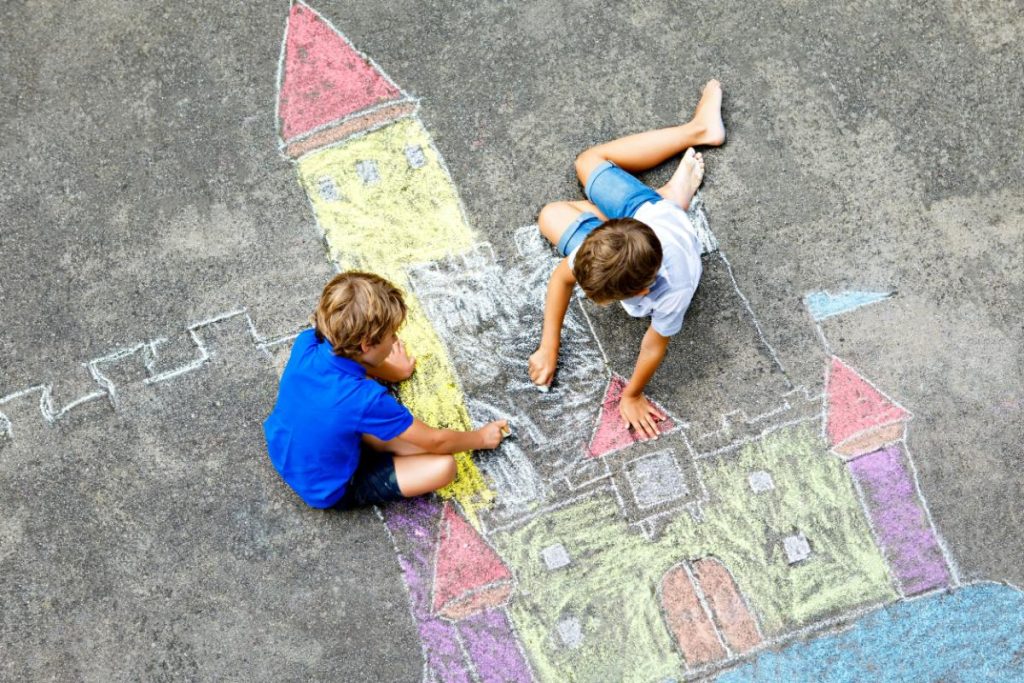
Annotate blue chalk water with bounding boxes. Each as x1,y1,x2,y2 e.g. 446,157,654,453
716,583,1024,683
804,291,893,321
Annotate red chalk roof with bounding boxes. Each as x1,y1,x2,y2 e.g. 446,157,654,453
826,356,909,446
587,373,676,458
277,2,405,144
431,503,512,616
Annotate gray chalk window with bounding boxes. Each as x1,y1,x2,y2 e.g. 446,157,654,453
748,470,775,493
783,533,812,564
355,159,380,185
541,543,571,571
626,450,688,508
317,176,342,202
404,144,427,169
556,616,583,649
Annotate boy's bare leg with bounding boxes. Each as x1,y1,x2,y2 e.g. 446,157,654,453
361,433,457,495
575,80,724,186
658,148,705,210
393,455,457,496
537,200,608,246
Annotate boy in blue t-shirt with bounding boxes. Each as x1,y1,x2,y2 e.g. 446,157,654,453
264,272,508,509
529,80,726,440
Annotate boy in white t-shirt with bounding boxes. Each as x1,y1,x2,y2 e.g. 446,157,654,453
528,80,725,439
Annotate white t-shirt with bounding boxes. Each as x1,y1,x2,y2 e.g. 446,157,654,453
569,200,702,336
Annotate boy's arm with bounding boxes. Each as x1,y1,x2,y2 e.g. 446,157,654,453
528,258,576,387
397,417,509,454
619,325,671,439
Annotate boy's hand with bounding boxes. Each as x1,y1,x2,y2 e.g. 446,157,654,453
619,394,662,440
477,419,510,450
386,339,416,381
528,347,557,388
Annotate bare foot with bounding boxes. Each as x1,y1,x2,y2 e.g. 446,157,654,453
690,79,725,146
665,148,704,210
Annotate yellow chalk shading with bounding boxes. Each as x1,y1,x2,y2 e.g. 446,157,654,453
294,117,492,524
394,292,494,522
492,424,895,679
296,118,476,268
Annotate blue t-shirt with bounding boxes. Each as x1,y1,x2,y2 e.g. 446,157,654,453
263,329,414,508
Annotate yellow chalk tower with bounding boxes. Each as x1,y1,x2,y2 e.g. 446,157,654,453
278,2,491,522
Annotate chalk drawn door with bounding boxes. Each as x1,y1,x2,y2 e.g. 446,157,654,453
660,557,762,669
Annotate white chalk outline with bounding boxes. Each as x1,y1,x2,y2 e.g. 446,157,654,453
0,308,307,439
716,251,792,389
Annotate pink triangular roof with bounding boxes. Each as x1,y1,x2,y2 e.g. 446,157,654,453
431,503,511,614
587,374,676,458
826,357,909,446
277,2,403,142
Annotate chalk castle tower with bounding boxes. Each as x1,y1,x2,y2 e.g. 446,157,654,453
277,1,491,519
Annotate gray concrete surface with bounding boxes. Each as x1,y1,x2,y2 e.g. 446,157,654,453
1,0,1021,680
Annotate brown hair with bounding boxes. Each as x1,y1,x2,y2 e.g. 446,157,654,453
311,272,407,358
573,218,662,303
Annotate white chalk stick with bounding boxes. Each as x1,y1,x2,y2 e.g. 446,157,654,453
536,383,550,393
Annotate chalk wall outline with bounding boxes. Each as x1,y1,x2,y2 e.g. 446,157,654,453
0,307,306,440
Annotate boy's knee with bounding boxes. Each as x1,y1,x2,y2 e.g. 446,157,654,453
437,456,457,487
537,202,561,231
575,149,603,184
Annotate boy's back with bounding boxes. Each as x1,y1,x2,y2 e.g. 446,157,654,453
569,191,703,337
264,328,412,508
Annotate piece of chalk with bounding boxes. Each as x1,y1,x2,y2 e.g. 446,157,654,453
536,384,550,393
500,424,512,438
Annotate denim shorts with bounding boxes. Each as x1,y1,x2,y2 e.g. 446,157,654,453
555,161,663,256
333,449,405,509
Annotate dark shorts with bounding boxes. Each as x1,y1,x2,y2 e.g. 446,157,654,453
333,448,405,509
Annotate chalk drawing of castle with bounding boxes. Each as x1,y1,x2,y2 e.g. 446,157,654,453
273,4,1020,681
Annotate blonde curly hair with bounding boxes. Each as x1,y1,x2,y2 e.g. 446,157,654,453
312,272,407,359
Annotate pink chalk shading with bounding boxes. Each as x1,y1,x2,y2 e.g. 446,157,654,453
848,445,951,595
825,357,909,457
587,374,676,458
660,563,727,667
432,502,514,621
456,608,534,682
278,2,407,144
692,558,762,654
383,498,473,683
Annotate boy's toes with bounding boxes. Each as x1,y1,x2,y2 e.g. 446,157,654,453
683,147,696,162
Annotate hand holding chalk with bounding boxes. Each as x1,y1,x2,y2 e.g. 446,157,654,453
477,419,511,450
528,346,557,392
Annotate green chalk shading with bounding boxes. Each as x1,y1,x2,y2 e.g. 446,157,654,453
492,424,895,681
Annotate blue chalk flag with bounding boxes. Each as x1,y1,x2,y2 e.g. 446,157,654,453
716,583,1024,682
804,290,893,321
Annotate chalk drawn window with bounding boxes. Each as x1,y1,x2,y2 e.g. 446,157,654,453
355,160,380,185
541,543,571,571
317,176,342,202
625,450,688,508
783,533,812,564
404,144,427,169
556,616,583,649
